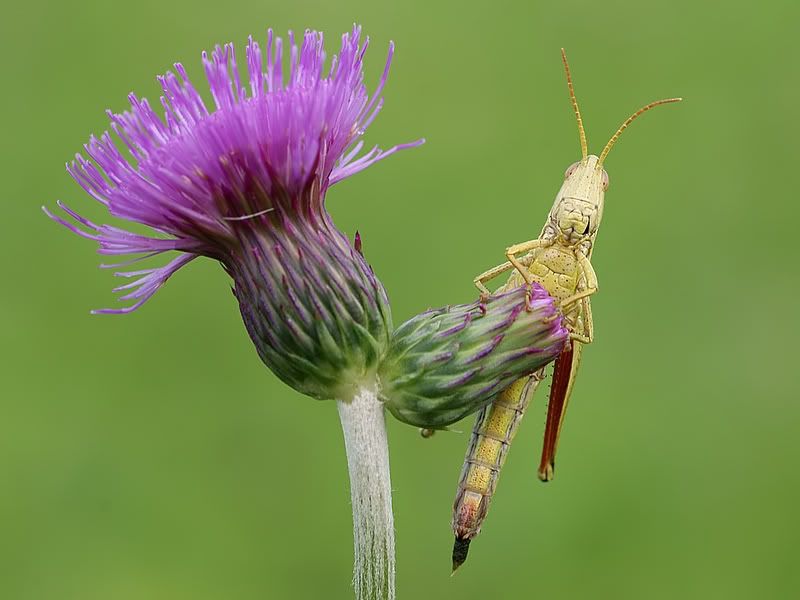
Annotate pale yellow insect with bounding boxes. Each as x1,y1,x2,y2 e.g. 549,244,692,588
451,50,681,571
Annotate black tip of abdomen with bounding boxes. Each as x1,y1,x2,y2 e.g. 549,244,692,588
451,537,472,573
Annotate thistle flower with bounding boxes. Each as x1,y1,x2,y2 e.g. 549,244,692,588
45,26,421,600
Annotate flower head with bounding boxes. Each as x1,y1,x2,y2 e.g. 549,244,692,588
45,25,421,314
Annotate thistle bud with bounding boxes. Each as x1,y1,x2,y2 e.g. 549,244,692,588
379,284,568,429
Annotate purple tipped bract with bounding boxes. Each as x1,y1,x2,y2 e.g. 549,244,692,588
45,26,422,314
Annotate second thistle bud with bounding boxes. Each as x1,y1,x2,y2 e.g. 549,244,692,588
378,284,569,428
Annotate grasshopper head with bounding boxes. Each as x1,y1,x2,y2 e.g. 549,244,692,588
550,155,606,244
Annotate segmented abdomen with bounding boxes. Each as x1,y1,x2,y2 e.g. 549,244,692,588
452,371,544,542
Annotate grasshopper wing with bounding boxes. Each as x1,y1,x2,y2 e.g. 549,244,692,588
538,343,583,482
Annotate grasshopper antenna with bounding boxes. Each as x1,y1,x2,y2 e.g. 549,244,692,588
597,97,683,166
561,48,588,161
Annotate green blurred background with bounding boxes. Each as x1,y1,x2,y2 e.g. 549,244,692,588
3,1,799,598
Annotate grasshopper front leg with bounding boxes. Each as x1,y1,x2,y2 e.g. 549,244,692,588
504,239,550,284
473,254,535,297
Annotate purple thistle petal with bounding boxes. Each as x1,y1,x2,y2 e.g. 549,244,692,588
329,139,425,185
91,253,198,314
45,201,202,255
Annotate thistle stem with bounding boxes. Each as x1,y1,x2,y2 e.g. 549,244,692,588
337,383,395,600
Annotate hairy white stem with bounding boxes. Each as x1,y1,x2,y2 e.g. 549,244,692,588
337,384,395,600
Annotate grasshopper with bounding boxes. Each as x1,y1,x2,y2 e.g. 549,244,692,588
450,50,681,571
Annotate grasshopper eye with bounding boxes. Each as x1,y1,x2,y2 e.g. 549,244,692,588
601,170,610,191
564,161,580,179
